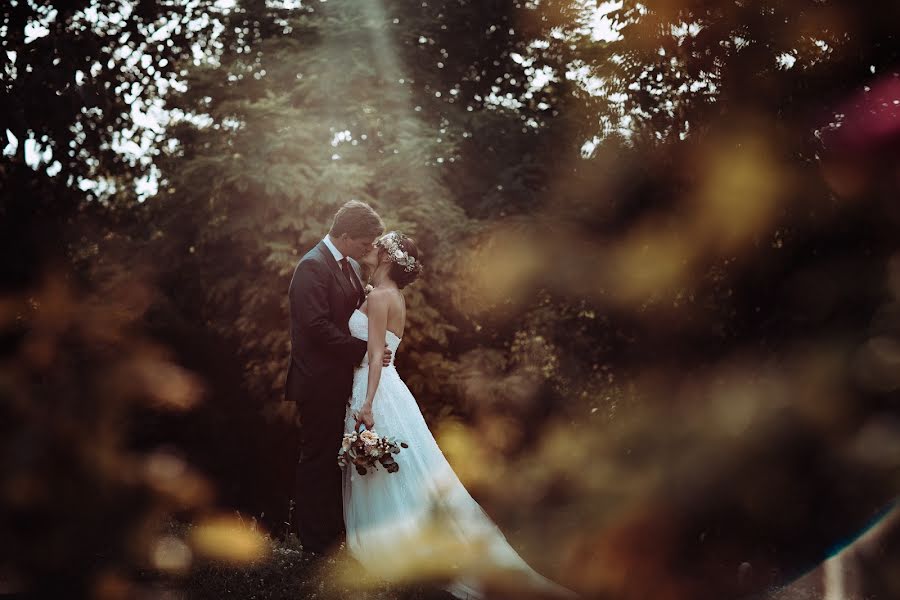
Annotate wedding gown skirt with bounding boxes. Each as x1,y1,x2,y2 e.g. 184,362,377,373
343,309,571,599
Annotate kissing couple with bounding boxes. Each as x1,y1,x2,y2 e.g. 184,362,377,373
285,200,574,599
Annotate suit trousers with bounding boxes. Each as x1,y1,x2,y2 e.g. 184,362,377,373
294,377,350,553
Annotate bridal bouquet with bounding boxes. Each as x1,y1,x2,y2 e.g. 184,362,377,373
337,428,408,475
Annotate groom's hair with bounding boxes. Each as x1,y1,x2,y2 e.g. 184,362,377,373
329,200,384,240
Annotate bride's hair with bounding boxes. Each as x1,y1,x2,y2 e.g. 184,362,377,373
377,232,422,289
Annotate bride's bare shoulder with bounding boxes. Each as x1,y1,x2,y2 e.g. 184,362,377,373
364,287,402,313
370,286,403,303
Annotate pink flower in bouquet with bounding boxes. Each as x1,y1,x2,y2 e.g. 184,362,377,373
337,429,408,476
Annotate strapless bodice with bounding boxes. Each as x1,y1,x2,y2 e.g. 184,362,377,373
349,309,401,366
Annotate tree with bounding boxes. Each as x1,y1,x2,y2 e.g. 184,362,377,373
0,2,256,594
152,0,469,403
146,3,900,595
4,0,899,596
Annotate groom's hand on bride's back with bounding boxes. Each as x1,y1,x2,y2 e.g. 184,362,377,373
382,345,392,367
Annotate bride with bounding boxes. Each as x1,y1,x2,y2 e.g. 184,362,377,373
342,231,574,599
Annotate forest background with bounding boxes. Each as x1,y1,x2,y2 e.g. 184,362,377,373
2,0,899,598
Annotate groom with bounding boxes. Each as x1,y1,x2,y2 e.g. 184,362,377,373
285,200,390,555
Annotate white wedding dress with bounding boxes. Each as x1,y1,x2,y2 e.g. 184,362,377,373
342,309,573,599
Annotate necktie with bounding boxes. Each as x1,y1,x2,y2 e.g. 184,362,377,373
340,258,362,303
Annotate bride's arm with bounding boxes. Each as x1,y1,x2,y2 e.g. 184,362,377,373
358,290,389,429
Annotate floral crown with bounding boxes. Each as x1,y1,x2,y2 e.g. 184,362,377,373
375,231,422,274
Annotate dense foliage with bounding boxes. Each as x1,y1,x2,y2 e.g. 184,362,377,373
2,0,899,598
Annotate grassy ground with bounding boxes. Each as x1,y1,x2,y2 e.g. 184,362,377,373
154,519,456,600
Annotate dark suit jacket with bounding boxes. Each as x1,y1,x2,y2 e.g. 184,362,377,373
284,240,368,413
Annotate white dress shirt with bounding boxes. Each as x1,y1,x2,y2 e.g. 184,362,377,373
322,235,345,262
